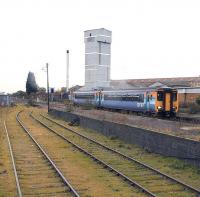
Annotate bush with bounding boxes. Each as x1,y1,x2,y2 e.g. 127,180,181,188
109,135,118,140
27,99,37,107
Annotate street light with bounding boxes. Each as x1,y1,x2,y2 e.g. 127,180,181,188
66,50,69,93
42,63,50,112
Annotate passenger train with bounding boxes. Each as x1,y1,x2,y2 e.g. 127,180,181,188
71,88,178,117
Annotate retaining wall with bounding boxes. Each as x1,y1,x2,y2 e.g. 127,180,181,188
49,109,200,165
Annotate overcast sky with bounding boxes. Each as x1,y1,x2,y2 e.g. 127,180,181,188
1,0,200,93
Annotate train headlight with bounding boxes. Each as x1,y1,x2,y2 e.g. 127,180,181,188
157,106,163,109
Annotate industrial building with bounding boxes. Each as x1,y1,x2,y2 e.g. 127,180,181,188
111,77,200,105
84,28,111,89
0,93,11,106
80,28,200,105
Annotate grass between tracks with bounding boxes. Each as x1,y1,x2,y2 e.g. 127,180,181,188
1,105,200,196
20,109,145,197
35,108,200,190
0,105,146,197
36,114,196,196
0,107,20,197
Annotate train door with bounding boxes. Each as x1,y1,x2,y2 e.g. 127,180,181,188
96,91,103,107
99,91,103,107
164,92,171,112
146,92,151,112
163,89,173,115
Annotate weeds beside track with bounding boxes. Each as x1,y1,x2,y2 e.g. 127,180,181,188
4,111,79,197
20,110,146,197
33,112,200,197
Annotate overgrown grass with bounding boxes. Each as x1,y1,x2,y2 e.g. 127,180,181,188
47,114,200,190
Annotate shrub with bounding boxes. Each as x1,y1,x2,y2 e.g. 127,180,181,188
27,99,37,107
109,135,118,140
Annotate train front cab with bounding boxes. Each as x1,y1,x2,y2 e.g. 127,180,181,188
155,88,178,117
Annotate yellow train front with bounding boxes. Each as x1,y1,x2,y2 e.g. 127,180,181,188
155,88,178,117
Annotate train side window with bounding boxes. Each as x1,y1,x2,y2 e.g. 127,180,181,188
157,92,164,101
172,92,177,101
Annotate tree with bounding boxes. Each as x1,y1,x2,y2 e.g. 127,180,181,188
12,90,27,98
26,72,38,95
38,87,46,93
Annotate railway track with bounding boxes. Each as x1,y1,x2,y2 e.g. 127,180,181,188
32,112,200,197
20,110,148,196
4,111,79,197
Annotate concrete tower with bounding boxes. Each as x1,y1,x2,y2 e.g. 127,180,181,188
84,28,112,89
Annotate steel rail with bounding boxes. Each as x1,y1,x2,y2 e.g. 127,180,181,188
4,121,23,197
40,113,200,196
30,113,156,197
16,111,80,197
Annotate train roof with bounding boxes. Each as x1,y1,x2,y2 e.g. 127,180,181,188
73,87,176,94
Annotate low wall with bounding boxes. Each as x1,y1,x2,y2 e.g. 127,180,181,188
49,109,200,165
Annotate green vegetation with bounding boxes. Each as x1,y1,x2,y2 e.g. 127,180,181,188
26,71,38,95
47,115,200,190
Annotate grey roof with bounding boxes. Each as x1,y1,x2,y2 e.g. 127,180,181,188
111,77,200,89
76,77,200,92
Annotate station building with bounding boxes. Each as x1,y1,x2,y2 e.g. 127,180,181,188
80,28,200,105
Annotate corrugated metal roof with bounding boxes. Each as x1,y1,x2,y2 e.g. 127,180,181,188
111,77,200,89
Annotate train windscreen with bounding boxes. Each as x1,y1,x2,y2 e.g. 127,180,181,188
172,92,177,101
157,92,164,101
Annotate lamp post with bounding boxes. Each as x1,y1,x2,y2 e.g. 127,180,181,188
66,50,69,93
45,63,50,112
42,63,50,112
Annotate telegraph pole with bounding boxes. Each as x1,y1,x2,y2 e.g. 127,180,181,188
46,63,50,112
66,50,69,92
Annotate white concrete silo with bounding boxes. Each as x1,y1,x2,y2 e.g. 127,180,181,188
84,28,112,89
